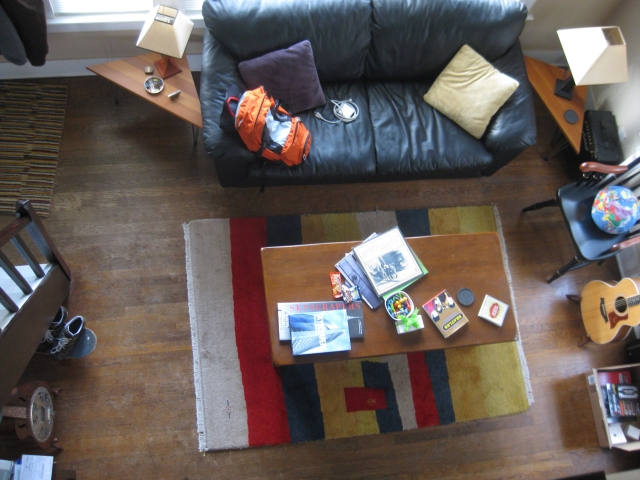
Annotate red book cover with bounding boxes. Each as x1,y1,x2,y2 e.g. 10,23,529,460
598,370,632,385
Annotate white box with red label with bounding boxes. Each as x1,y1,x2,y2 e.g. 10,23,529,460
478,295,509,327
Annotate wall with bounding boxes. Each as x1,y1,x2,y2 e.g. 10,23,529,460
520,0,623,63
592,0,640,161
43,29,205,62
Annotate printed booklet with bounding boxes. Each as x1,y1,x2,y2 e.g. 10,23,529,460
278,301,364,342
289,308,351,356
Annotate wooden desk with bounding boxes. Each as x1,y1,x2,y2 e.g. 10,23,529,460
524,55,587,154
262,232,518,367
87,53,203,132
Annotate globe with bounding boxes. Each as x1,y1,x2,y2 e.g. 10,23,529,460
591,186,639,234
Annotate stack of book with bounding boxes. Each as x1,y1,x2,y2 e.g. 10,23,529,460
335,227,428,309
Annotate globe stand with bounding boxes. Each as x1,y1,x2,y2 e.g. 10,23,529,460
1,381,63,451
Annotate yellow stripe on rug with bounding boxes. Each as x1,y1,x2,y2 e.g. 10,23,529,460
314,360,380,439
446,344,529,421
428,205,497,234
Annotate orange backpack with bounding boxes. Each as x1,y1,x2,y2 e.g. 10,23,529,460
225,87,312,167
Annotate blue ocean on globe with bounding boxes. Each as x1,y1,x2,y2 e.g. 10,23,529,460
591,186,639,234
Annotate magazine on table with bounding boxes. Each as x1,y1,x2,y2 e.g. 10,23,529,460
352,227,426,297
335,253,382,309
289,308,352,356
278,301,364,341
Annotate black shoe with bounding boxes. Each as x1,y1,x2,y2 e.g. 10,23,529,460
50,316,85,360
36,306,68,353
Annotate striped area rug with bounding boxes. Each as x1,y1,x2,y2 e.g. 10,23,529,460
0,83,68,217
184,206,533,451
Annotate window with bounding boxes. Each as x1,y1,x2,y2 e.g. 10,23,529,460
49,0,152,15
48,0,203,16
185,0,203,12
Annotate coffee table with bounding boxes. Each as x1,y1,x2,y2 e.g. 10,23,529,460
262,232,518,366
87,53,202,143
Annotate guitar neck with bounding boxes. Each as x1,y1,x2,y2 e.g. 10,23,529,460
630,295,640,308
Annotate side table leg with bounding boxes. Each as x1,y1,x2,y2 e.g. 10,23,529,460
109,83,119,105
544,136,569,161
192,126,199,146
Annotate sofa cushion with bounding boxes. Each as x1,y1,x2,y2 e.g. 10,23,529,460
202,0,371,82
241,82,377,186
367,82,493,177
238,40,325,114
365,0,527,80
423,45,519,139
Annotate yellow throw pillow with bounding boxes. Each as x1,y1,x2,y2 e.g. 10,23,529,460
423,45,519,139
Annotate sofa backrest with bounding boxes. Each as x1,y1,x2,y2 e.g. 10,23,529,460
202,0,371,82
365,0,528,80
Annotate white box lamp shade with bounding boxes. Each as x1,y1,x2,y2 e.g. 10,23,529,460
137,5,193,59
558,26,628,86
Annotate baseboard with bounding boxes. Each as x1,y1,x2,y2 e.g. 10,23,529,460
0,54,202,80
522,49,566,67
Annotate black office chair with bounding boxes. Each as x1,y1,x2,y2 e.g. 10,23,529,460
522,160,640,283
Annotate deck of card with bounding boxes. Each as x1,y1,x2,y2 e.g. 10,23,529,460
478,295,509,326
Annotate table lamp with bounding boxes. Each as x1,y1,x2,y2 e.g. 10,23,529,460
136,5,194,79
555,26,628,123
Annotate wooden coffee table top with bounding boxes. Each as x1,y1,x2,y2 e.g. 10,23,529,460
87,53,202,129
262,232,518,366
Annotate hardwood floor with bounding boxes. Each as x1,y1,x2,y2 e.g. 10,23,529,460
1,75,640,479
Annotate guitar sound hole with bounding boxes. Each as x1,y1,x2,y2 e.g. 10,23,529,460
615,296,628,314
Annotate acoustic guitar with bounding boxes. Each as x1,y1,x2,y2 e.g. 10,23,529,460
580,277,640,344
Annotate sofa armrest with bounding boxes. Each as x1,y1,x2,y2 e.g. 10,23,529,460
200,30,257,187
481,42,537,175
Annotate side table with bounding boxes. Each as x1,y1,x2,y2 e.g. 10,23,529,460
524,55,587,159
87,53,203,144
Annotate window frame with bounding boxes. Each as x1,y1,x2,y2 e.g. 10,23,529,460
44,0,204,33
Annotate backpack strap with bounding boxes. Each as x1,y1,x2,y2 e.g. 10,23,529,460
225,96,239,117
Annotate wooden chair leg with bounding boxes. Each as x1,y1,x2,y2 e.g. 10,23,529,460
522,198,558,213
548,257,579,283
548,257,590,283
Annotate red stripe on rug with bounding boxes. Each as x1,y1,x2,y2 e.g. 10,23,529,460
344,387,387,412
407,352,440,428
230,217,291,445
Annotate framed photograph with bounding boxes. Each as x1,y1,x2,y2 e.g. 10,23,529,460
352,227,424,297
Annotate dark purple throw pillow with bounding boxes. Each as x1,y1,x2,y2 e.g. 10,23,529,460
238,40,326,114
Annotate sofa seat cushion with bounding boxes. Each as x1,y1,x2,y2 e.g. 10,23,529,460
242,82,377,186
367,82,493,177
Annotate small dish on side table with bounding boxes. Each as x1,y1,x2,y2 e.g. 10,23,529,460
144,76,164,95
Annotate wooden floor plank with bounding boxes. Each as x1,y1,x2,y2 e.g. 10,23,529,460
1,76,639,478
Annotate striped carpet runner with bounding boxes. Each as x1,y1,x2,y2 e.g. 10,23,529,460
0,83,68,217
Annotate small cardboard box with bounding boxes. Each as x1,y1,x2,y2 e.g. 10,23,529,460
585,363,640,451
395,314,425,334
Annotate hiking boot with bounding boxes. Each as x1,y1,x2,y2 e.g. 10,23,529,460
36,306,68,353
50,316,85,360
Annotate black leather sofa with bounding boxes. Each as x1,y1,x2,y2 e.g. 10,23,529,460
200,0,537,188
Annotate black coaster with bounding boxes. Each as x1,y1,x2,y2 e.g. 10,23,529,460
564,109,578,124
457,288,474,307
